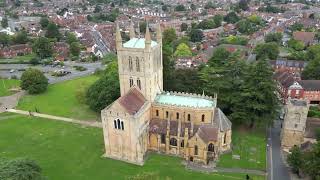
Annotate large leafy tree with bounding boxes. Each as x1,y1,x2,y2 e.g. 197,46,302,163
21,68,48,94
12,30,28,44
70,42,81,57
230,59,278,127
224,12,240,24
86,61,120,112
1,16,8,28
264,32,283,44
288,39,305,51
254,42,279,60
287,145,303,176
0,32,10,46
32,37,53,58
302,142,320,179
306,44,320,61
189,29,203,42
174,43,192,57
0,158,44,180
302,56,320,80
45,22,61,40
39,17,49,29
163,28,177,45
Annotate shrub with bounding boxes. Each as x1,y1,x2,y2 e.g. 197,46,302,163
73,66,87,71
21,68,48,94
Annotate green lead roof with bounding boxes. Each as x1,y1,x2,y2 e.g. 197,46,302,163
123,38,158,49
155,93,216,108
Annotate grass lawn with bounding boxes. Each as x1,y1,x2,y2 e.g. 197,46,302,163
217,127,266,170
17,75,99,121
0,53,35,62
0,114,265,180
0,79,20,97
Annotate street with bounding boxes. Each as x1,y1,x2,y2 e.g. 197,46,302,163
267,119,291,180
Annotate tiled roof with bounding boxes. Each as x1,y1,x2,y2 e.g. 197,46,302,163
273,71,295,88
293,31,315,44
214,108,232,131
118,88,146,115
299,80,320,91
270,59,308,68
197,125,219,143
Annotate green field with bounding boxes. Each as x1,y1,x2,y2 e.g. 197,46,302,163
217,128,266,170
0,79,20,97
0,114,264,180
0,54,35,63
17,75,99,120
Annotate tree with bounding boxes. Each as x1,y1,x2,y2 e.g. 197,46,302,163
21,68,48,94
288,39,305,51
40,17,49,29
190,3,196,11
0,32,10,46
264,32,283,44
174,43,192,57
139,21,147,34
162,5,169,12
175,4,185,11
1,16,8,28
230,59,278,127
197,19,215,30
189,29,203,42
45,22,61,40
163,28,177,45
290,23,304,32
66,32,78,45
306,44,320,61
180,23,188,32
0,158,44,180
70,42,81,57
204,1,215,9
213,14,223,27
254,42,279,60
94,5,102,13
86,61,120,112
12,30,28,44
302,56,320,80
102,52,117,64
224,12,240,24
302,142,320,179
162,44,175,90
238,0,250,11
287,145,303,175
32,37,53,58
315,128,320,141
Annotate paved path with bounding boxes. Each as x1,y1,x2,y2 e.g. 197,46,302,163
6,109,102,128
267,119,291,180
216,167,266,176
0,91,25,113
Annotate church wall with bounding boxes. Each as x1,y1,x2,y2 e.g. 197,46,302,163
218,130,232,153
281,129,304,147
151,104,214,125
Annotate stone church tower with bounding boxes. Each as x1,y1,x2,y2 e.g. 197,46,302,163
116,22,163,102
281,99,309,148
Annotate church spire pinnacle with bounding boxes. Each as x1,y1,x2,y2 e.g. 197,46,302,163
129,21,135,39
116,22,122,49
156,23,162,44
145,23,151,50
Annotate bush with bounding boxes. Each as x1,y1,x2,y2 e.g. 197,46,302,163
11,75,18,79
21,68,48,94
0,158,44,180
73,66,87,71
30,57,41,65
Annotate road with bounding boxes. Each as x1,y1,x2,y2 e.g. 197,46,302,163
0,62,103,84
267,119,290,180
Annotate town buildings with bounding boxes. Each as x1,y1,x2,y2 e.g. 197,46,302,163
101,23,232,165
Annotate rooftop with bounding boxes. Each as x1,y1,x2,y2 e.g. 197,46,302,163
154,92,216,108
123,38,158,49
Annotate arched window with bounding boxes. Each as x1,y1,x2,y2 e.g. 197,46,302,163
194,145,198,155
129,77,134,87
156,110,159,116
129,57,133,71
161,134,166,144
114,120,117,129
166,111,169,118
208,143,214,152
136,57,140,72
201,114,205,122
121,121,124,130
224,133,227,144
187,114,191,121
170,138,177,146
176,112,179,119
180,140,184,147
137,78,141,89
117,119,121,130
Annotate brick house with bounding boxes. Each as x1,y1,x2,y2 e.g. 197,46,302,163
293,31,316,46
274,71,320,104
53,42,69,61
0,44,32,58
269,59,308,74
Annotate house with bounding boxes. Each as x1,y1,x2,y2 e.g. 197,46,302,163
293,31,316,46
0,44,32,58
269,59,308,74
274,71,320,104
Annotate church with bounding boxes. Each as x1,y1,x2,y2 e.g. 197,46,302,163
101,23,232,166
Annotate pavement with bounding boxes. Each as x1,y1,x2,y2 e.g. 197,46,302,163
0,61,103,84
0,91,25,113
267,119,291,180
6,109,102,128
